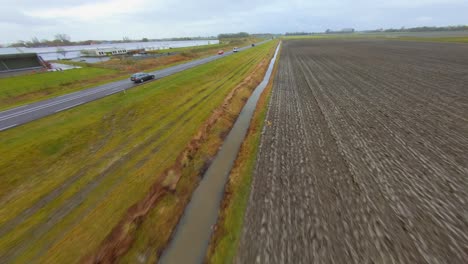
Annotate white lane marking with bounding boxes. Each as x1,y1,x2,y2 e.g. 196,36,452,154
0,124,18,132
0,104,30,117
54,102,84,113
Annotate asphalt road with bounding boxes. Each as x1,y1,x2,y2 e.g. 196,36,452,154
0,41,268,131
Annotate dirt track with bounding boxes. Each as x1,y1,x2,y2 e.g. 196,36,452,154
237,39,468,263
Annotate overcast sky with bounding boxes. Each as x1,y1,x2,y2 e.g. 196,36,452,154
1,0,467,43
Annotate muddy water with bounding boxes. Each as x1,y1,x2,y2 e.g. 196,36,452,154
158,43,280,264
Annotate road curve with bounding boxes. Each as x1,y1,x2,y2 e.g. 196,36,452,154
0,40,269,131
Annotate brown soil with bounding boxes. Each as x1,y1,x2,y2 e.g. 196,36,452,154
237,39,468,263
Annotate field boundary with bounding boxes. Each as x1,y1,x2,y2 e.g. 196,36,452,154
204,43,281,263
82,42,278,263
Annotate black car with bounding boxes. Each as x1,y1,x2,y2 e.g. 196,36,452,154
131,72,155,83
130,72,143,81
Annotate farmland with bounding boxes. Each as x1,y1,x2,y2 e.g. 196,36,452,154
237,39,468,263
0,38,259,111
282,32,468,43
0,40,277,263
0,67,120,110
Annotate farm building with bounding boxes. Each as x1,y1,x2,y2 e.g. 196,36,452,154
0,53,49,77
341,28,355,33
81,48,128,57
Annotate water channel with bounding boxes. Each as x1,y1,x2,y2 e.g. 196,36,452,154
158,42,281,264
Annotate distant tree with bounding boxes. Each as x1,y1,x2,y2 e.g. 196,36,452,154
142,37,149,42
123,36,131,42
9,40,24,47
54,33,71,43
31,37,40,45
56,47,67,58
325,29,331,33
217,32,250,39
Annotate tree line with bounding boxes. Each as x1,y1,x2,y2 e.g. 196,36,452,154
9,34,72,47
285,25,468,36
365,25,468,33
218,32,250,39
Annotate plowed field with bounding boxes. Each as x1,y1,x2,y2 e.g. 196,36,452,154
237,39,468,263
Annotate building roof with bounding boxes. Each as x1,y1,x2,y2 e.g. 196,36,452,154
0,53,39,59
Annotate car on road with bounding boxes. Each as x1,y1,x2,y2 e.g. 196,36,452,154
131,72,155,83
217,50,224,55
130,72,143,81
251,43,255,47
233,47,239,52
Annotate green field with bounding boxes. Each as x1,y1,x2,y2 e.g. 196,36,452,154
149,37,258,55
0,40,276,263
0,67,121,110
0,38,262,111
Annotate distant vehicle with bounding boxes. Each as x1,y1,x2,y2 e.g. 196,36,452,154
218,50,224,55
233,47,239,52
130,72,144,81
131,72,155,83
251,43,255,47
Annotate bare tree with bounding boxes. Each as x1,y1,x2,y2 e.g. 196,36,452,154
123,36,131,42
31,37,40,45
56,47,67,58
9,40,26,47
54,33,71,43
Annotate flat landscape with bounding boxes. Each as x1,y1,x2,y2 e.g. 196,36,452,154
237,39,468,263
0,37,258,111
0,41,276,263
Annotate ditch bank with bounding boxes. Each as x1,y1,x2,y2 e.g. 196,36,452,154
158,42,281,264
82,41,278,264
205,43,281,264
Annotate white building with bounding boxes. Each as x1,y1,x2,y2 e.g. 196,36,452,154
81,48,128,57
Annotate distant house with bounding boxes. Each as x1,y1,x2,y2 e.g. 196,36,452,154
0,53,48,76
81,48,128,57
341,28,355,33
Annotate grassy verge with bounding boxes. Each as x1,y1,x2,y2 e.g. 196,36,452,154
204,45,281,264
114,39,276,264
1,38,262,111
149,37,258,55
0,40,277,264
0,67,121,110
97,37,260,73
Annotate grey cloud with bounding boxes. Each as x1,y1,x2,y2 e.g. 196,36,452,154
0,9,54,26
1,0,467,43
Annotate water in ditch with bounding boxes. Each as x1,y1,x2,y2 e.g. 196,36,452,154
158,42,281,264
